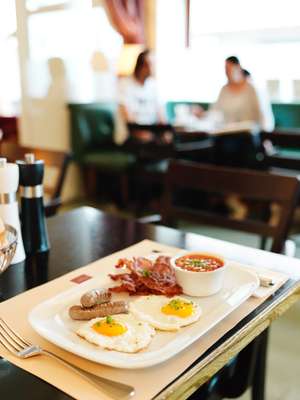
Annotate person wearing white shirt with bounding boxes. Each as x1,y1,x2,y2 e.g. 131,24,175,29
117,50,164,144
119,75,158,125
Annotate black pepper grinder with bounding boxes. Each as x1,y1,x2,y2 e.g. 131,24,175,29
17,154,50,255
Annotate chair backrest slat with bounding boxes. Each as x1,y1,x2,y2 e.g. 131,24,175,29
167,207,276,237
162,160,300,254
166,161,298,203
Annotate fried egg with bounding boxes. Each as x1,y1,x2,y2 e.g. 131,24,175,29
76,314,155,353
130,296,202,331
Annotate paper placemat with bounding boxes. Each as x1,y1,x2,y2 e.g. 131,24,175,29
0,240,288,400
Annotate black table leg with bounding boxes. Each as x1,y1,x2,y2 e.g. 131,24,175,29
251,328,269,400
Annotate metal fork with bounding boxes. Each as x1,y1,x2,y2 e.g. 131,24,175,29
0,318,135,399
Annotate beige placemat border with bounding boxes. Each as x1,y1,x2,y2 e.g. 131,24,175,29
0,240,288,400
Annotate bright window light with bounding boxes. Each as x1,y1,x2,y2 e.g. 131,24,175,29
190,0,300,34
26,0,69,12
27,4,122,101
0,0,19,115
156,0,300,103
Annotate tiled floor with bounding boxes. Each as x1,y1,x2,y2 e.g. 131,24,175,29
61,201,300,399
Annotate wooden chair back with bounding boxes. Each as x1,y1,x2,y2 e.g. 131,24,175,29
0,142,71,216
162,160,300,253
262,130,300,170
0,116,18,143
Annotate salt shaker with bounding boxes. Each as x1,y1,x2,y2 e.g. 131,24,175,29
17,153,50,255
0,158,25,264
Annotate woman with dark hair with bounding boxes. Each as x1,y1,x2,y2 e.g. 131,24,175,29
211,56,274,131
242,68,251,79
117,49,164,143
133,49,151,81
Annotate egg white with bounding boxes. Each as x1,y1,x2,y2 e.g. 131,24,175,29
76,313,155,353
130,296,202,331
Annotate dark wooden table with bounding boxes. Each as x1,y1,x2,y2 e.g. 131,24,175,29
1,207,300,400
124,123,212,161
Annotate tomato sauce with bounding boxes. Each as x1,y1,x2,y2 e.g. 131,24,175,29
175,254,224,272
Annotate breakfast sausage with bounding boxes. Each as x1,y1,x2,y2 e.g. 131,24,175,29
69,301,129,321
80,289,111,308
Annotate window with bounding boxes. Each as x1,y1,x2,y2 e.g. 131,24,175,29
26,0,122,101
190,0,300,34
156,0,300,102
26,0,69,11
0,0,20,115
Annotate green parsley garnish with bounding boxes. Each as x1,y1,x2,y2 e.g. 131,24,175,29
169,299,181,310
184,258,209,269
168,299,191,310
142,269,151,277
106,316,113,324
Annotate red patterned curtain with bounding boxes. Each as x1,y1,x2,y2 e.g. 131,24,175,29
105,0,145,44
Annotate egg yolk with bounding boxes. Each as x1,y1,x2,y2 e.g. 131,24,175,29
161,299,194,318
92,319,127,336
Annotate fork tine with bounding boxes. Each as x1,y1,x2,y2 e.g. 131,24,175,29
0,319,27,351
0,318,31,347
0,330,20,353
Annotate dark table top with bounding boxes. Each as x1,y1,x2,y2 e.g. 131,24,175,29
0,207,299,400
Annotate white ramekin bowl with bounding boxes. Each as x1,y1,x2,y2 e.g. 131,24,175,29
171,252,227,297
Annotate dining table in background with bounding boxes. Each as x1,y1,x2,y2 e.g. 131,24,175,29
124,122,211,160
124,123,264,168
0,206,300,400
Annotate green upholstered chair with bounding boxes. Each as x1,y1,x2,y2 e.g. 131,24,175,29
68,103,135,203
272,103,300,128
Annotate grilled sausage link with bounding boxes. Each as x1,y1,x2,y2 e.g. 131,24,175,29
80,289,111,308
69,301,128,321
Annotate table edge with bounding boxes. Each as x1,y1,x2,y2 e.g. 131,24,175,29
154,281,300,400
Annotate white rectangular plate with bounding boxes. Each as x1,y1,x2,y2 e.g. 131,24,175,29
29,260,259,369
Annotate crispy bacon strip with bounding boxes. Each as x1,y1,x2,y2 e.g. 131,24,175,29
109,256,182,297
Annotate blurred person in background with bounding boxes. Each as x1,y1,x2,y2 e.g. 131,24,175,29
212,56,274,132
212,57,275,218
117,49,166,144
